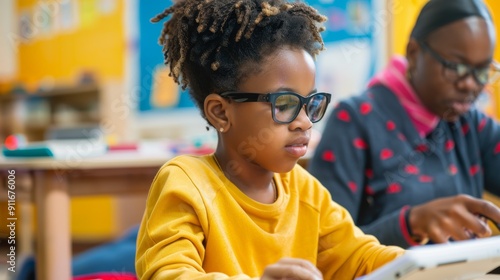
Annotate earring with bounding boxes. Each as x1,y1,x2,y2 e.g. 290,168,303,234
219,127,224,132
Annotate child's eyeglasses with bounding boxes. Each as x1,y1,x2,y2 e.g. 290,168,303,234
419,41,500,86
220,91,332,124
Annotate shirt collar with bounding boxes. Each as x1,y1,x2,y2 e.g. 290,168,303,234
368,55,440,138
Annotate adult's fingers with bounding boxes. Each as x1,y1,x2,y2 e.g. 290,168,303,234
451,208,491,240
410,195,499,244
458,195,500,231
426,222,450,244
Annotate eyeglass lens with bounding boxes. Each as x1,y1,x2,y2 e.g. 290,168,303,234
274,93,328,123
447,64,490,85
306,94,328,122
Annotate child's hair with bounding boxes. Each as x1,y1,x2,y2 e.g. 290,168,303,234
151,0,326,119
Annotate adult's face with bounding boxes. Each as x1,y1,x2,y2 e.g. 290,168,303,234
407,16,495,122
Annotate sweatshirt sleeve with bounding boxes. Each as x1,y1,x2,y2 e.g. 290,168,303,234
309,100,418,248
135,164,257,280
314,183,404,279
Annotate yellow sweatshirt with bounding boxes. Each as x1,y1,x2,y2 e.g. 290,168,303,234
136,154,404,279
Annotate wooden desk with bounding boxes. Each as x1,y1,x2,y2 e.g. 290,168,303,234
0,151,172,280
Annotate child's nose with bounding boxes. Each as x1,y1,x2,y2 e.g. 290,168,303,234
290,105,313,130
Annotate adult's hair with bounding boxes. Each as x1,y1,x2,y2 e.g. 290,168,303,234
410,0,493,41
151,0,326,119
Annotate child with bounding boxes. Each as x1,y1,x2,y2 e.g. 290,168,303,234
135,0,404,279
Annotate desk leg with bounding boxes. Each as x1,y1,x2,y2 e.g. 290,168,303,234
34,170,72,280
18,201,34,264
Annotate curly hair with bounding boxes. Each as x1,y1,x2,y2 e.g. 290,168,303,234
151,0,326,118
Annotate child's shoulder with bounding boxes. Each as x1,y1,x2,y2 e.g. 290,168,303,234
152,154,221,193
162,154,214,169
154,154,218,184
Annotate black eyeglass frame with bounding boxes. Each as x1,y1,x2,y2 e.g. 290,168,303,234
419,41,499,86
220,91,332,124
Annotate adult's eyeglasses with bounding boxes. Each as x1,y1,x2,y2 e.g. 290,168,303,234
419,41,500,86
220,91,332,124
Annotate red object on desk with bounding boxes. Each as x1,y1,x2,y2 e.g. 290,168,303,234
4,134,27,150
175,144,215,155
73,273,137,280
108,143,138,151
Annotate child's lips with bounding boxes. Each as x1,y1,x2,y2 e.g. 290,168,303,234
285,135,310,157
285,140,309,157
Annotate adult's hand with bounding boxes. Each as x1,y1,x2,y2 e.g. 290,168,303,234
260,258,323,280
409,194,500,243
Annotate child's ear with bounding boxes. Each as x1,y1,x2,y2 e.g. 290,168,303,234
204,93,231,132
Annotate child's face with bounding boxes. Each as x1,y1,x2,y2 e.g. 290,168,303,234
225,47,317,173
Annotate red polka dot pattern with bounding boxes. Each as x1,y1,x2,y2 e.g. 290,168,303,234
405,165,419,174
478,118,487,132
462,124,469,135
348,181,357,193
380,148,393,160
445,140,454,152
337,110,351,122
365,186,375,196
469,165,480,176
387,183,402,194
353,138,368,149
418,175,433,183
360,102,372,115
322,150,335,162
386,121,396,131
449,164,458,175
494,142,500,154
415,144,428,152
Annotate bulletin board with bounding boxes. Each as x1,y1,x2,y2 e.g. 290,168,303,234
312,0,377,103
138,0,194,112
138,0,380,112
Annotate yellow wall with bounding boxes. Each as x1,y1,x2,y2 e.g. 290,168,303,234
485,0,500,120
391,0,427,56
16,0,125,90
391,0,500,120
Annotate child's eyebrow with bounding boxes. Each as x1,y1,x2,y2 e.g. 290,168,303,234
274,87,318,95
306,89,318,96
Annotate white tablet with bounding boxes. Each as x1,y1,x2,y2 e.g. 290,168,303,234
358,236,500,280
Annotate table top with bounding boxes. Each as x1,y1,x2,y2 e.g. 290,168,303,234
0,141,176,170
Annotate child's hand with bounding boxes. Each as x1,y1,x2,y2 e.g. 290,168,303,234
260,257,323,280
